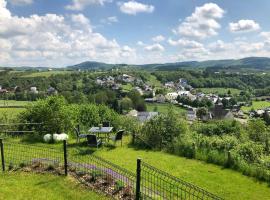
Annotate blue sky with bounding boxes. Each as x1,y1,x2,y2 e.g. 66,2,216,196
1,0,270,67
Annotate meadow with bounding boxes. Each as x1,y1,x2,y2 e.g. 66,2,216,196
197,88,241,95
241,100,270,112
21,71,72,78
0,172,108,200
0,100,30,107
146,103,186,115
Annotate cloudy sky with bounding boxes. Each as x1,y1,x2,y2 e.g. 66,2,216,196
1,0,270,67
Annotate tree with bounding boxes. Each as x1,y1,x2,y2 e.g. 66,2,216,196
120,97,133,111
196,107,208,119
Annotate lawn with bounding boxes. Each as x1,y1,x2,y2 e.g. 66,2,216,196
4,136,270,200
0,172,108,200
121,83,133,92
197,88,241,95
0,108,26,120
146,103,186,115
0,100,30,107
146,74,162,88
21,71,71,78
241,100,270,112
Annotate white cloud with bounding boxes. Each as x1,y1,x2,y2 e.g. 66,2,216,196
65,0,112,11
144,43,164,52
168,38,203,49
101,16,118,24
173,3,224,40
8,0,32,5
152,35,165,42
137,41,145,46
0,0,137,66
229,20,260,33
118,1,154,15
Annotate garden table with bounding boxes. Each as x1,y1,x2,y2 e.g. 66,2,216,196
88,127,113,142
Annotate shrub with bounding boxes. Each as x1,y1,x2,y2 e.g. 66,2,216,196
232,142,264,163
19,96,77,134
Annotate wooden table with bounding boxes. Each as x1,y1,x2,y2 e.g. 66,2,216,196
89,127,113,142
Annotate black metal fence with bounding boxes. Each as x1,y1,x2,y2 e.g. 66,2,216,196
0,139,222,200
138,159,222,200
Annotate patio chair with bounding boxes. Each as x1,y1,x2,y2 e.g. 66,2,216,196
87,134,102,148
110,130,124,146
74,126,87,143
102,121,110,127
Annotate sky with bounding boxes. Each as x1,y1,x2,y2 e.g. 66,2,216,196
1,0,270,67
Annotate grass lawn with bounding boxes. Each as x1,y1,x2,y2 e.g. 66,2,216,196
0,100,30,107
146,75,162,88
5,136,270,200
0,172,108,200
0,108,26,120
21,71,71,78
241,100,270,112
121,83,133,92
146,103,186,115
197,88,241,95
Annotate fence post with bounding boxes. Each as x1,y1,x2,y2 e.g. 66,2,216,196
0,139,5,172
63,140,68,176
136,158,141,200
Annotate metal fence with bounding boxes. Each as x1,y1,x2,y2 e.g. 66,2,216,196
0,139,222,200
138,159,222,200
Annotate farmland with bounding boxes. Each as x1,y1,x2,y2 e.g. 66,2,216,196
241,100,270,112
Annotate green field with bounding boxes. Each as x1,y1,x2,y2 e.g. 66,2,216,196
146,74,162,88
121,83,133,92
241,100,270,112
146,103,186,115
0,172,108,200
4,136,270,200
0,100,30,107
0,108,26,120
21,71,71,78
197,88,241,95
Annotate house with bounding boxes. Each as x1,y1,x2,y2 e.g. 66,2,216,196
210,104,234,120
165,92,178,101
164,82,175,89
137,112,158,122
121,74,135,83
178,91,196,101
134,87,144,95
187,108,197,121
126,110,158,122
0,86,8,94
47,87,58,95
30,87,38,94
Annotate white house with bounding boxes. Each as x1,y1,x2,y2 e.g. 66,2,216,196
165,92,178,101
30,87,38,94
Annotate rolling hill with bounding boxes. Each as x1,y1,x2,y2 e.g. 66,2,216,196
66,57,270,71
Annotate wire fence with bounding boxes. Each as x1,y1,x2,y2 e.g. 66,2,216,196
139,160,222,200
0,139,222,200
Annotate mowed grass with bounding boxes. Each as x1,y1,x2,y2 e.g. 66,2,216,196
241,100,270,112
197,88,241,95
0,108,26,120
146,103,186,115
0,100,30,107
5,136,270,200
0,172,108,200
21,71,71,78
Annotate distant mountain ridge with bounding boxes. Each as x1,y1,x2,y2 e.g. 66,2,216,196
66,57,270,71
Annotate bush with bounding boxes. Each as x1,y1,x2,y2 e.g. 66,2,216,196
19,96,77,134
